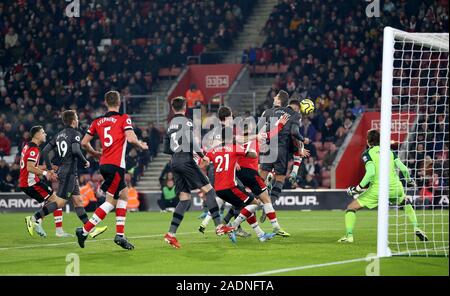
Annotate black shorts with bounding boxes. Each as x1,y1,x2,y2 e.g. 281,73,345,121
260,145,289,175
172,160,210,195
57,173,80,200
21,181,53,203
236,167,267,196
100,164,126,199
216,185,254,208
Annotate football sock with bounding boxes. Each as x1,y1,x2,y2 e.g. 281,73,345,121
247,214,264,237
345,210,356,235
270,181,283,202
263,203,280,229
292,153,302,175
169,200,191,234
200,213,213,227
116,199,128,236
34,201,58,221
404,203,418,228
232,204,258,228
223,206,239,224
215,197,224,209
205,189,221,226
83,201,115,236
75,206,89,224
53,208,63,232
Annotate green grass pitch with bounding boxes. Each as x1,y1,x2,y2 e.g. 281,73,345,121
0,210,447,275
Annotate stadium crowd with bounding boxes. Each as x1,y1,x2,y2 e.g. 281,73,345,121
243,0,449,191
0,0,255,193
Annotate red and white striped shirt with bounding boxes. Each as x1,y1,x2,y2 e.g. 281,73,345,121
19,142,41,187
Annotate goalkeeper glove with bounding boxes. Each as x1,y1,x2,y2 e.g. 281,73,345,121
346,185,364,198
406,178,416,187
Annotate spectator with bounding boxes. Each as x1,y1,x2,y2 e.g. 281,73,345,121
300,117,317,142
302,157,320,177
4,28,19,49
0,174,15,192
0,159,10,180
158,177,179,212
272,44,285,65
321,118,336,143
126,148,140,186
185,83,205,117
148,122,161,159
159,161,173,189
351,100,364,117
0,132,11,157
323,143,338,169
298,174,319,189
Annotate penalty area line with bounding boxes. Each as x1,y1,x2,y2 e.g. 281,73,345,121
243,256,375,276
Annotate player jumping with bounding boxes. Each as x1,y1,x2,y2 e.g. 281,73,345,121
205,120,276,243
339,129,428,243
232,107,292,237
259,95,309,222
75,90,148,250
163,97,234,249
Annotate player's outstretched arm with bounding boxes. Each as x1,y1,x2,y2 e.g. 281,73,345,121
394,156,413,184
125,130,148,150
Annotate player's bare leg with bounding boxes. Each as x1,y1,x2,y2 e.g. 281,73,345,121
338,200,363,243
164,192,191,248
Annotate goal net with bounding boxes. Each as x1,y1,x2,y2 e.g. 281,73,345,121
378,27,449,257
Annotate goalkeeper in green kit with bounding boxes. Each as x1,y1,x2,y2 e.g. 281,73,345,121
338,129,428,243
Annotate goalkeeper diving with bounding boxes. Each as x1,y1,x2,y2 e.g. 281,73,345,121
338,129,428,243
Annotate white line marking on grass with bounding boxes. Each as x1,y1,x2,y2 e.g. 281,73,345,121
244,256,375,276
245,247,450,276
0,231,201,251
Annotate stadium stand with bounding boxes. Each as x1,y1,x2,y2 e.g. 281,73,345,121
245,0,449,188
0,0,256,192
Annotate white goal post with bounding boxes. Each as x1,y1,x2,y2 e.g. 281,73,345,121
378,27,449,257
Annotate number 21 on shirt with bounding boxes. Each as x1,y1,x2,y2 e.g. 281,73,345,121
215,154,230,172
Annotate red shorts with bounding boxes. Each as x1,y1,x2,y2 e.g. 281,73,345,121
21,181,53,203
216,185,254,208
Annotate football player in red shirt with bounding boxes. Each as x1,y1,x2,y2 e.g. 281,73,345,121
207,107,275,241
236,111,292,237
76,90,148,250
22,126,66,237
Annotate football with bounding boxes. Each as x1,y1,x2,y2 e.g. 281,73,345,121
300,98,315,115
